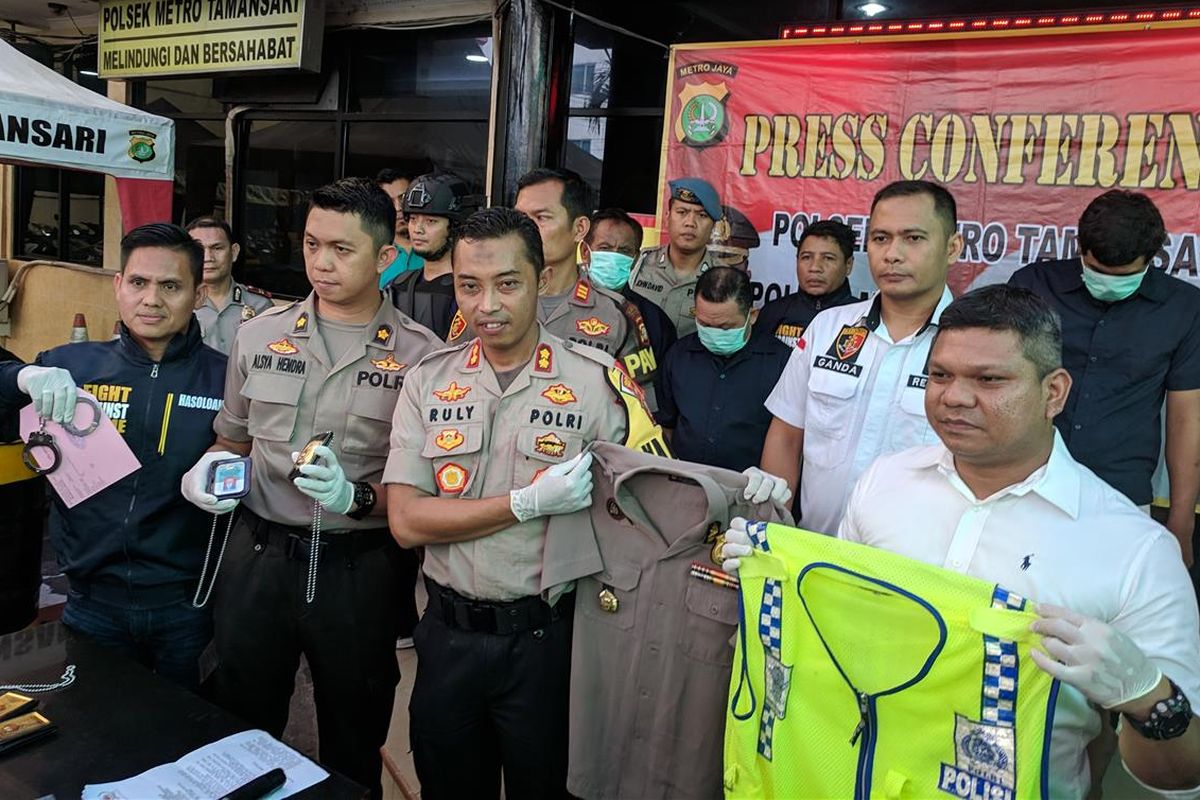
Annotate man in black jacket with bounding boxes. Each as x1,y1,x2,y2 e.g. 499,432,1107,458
0,223,227,688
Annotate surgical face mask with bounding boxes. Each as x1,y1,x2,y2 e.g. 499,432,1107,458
1081,261,1148,302
696,315,751,356
588,250,635,291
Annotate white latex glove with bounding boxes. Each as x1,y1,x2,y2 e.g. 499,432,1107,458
181,451,242,514
742,466,792,505
720,516,754,573
293,445,355,515
16,365,78,424
1029,603,1163,710
510,451,594,522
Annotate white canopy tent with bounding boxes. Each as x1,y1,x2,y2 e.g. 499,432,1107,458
0,37,174,228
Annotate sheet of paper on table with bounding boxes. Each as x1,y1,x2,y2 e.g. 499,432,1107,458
18,390,140,508
80,729,329,799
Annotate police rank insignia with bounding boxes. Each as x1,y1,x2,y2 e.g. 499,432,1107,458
573,281,591,302
433,381,471,402
448,310,467,341
465,341,482,369
675,80,731,148
267,338,299,355
374,325,393,345
575,317,611,337
534,432,567,458
534,344,553,373
294,313,309,332
435,463,468,494
434,429,464,451
371,353,405,372
241,305,257,321
541,383,577,405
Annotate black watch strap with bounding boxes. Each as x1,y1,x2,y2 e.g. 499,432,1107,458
345,481,377,520
1124,679,1193,741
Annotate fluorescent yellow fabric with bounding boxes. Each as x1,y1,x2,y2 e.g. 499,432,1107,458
724,522,1058,800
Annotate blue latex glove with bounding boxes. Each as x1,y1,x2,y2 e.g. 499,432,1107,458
293,445,355,515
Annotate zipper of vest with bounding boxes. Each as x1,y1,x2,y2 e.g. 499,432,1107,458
852,692,877,800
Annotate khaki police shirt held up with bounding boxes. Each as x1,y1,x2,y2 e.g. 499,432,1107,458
383,325,670,601
541,442,792,800
214,293,443,529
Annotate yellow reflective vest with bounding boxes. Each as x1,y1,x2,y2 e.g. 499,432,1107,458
725,522,1059,800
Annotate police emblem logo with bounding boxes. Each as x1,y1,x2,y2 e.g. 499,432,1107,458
541,383,577,405
575,317,611,337
573,281,591,302
710,533,727,566
448,310,467,341
705,521,721,542
435,463,468,494
371,353,405,372
674,81,730,148
267,338,299,355
534,432,567,458
764,652,792,719
833,325,869,361
374,325,393,344
433,381,471,402
598,587,619,613
127,129,158,163
434,428,465,452
294,313,309,332
534,344,553,373
938,714,1017,798
241,305,257,321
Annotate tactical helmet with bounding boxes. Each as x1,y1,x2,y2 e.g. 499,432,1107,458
402,173,476,223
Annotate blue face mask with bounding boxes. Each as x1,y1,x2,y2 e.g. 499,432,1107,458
696,315,751,356
587,250,636,291
1081,262,1148,302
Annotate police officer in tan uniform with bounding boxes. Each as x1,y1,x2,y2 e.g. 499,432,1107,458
187,217,273,354
180,178,442,799
449,168,659,399
629,177,724,336
385,207,668,800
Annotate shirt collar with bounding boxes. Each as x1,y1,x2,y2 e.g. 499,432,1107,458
860,285,952,337
924,430,1080,518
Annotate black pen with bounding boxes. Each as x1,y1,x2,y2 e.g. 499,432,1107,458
219,767,287,800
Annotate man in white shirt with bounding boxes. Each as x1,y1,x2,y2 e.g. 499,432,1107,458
726,284,1200,797
760,180,962,534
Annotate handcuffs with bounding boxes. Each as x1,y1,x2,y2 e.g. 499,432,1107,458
22,395,103,475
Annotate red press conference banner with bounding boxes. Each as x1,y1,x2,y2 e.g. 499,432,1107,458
659,22,1200,303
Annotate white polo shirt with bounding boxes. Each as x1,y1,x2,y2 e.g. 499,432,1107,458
839,433,1200,799
764,288,952,535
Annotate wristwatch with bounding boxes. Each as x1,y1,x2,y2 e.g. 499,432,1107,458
345,481,377,520
1123,679,1193,741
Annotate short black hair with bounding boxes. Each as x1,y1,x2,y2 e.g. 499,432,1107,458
375,167,414,186
120,222,204,287
517,167,592,223
455,207,545,277
870,180,958,238
935,284,1063,378
586,208,644,248
799,220,856,262
696,266,752,316
185,215,235,245
309,177,395,251
1077,190,1166,267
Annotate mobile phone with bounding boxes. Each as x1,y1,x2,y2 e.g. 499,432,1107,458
207,456,253,499
288,431,334,480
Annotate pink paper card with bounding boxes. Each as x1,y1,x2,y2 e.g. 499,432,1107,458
19,389,141,508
